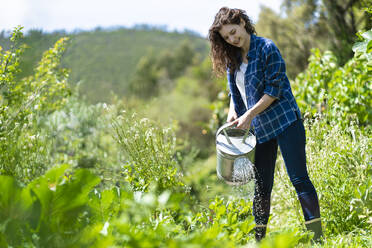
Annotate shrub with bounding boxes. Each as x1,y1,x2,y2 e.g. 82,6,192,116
272,115,371,237
293,29,372,126
111,111,183,192
0,27,71,183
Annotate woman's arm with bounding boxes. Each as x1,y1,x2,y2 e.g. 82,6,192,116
232,94,276,129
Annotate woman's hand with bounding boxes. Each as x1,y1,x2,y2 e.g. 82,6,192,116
227,108,238,122
227,97,238,122
231,94,275,129
231,110,255,130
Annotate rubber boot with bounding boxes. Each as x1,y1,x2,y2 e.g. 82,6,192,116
254,224,267,242
305,218,323,242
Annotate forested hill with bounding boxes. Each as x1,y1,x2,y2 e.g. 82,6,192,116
0,26,209,103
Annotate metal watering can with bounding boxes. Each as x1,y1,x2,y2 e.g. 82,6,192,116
216,122,256,186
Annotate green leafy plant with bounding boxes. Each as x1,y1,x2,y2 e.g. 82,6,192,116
0,165,107,247
112,111,183,192
0,27,71,183
272,115,371,237
293,29,372,126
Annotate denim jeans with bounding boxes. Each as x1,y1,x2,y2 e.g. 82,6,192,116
252,117,320,225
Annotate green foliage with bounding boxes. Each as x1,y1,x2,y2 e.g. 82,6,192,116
2,109,371,247
319,0,372,64
137,57,228,159
39,92,124,188
256,0,371,78
141,78,214,158
258,228,308,248
0,27,209,103
271,115,371,239
158,39,198,80
353,30,372,66
256,5,321,78
293,29,372,126
0,165,106,247
0,164,257,247
306,117,371,234
29,165,101,247
128,51,160,98
0,175,40,245
128,40,198,99
112,111,183,192
203,197,255,244
0,26,25,88
0,27,71,182
319,230,372,248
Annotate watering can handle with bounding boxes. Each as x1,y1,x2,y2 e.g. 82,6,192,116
216,122,236,144
216,122,254,145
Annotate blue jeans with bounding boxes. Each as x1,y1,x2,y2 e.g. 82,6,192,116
253,117,320,225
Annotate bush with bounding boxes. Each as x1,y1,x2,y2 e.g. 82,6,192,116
39,92,124,188
0,164,258,247
306,116,371,234
111,111,184,192
272,115,371,237
293,29,372,126
0,27,71,183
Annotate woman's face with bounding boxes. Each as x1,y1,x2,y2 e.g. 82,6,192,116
218,20,249,48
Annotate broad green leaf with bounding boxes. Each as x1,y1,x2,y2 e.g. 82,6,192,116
0,176,42,245
0,176,22,221
361,30,372,40
352,41,367,53
367,40,372,53
22,188,42,230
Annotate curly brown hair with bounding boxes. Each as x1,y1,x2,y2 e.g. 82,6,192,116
208,7,256,77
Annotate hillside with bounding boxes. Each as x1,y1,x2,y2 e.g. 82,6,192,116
0,26,209,103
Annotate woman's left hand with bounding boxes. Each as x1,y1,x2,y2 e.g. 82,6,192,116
232,110,255,130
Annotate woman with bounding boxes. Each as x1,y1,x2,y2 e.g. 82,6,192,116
208,7,323,242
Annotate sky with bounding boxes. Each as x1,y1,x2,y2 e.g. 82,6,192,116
0,0,283,37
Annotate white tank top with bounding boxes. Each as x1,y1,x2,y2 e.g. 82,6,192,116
236,62,248,109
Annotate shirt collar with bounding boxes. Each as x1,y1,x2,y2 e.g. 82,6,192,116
235,34,257,67
247,34,257,59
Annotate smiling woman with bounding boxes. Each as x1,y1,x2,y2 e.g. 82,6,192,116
219,23,249,50
208,6,323,242
208,8,256,77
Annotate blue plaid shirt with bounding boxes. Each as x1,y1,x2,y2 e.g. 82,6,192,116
227,34,301,144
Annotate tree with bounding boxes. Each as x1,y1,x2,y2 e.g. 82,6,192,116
256,5,326,78
255,0,371,78
157,40,196,80
128,51,160,98
129,40,197,99
282,0,372,64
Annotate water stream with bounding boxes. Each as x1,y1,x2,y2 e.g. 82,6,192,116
230,157,256,199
